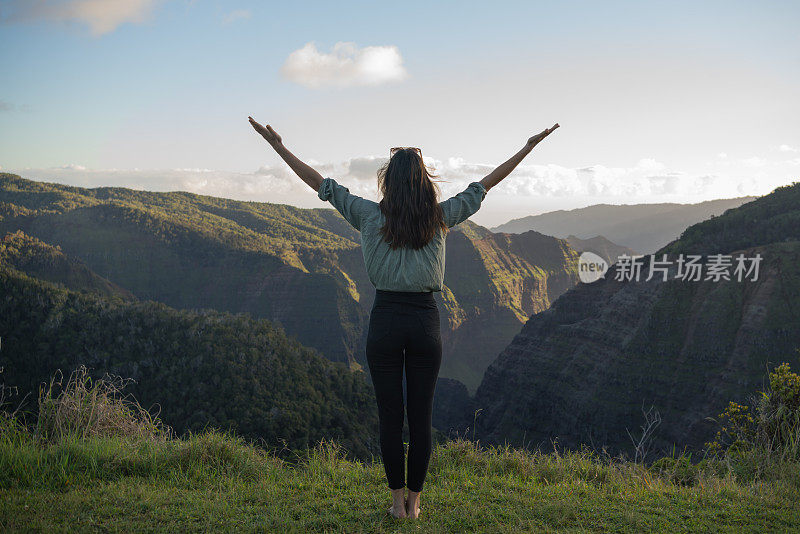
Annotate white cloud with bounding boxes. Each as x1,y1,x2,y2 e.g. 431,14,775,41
777,144,798,153
222,9,250,25
3,0,160,36
431,156,791,200
15,165,311,201
8,152,795,214
280,41,408,89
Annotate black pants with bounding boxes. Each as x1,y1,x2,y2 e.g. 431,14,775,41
366,288,442,493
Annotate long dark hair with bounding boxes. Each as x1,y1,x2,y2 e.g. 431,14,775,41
377,147,448,250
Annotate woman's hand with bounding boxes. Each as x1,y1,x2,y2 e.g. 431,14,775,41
479,123,561,192
248,116,282,147
248,116,323,191
526,123,560,150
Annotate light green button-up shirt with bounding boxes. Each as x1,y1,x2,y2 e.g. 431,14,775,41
318,177,487,292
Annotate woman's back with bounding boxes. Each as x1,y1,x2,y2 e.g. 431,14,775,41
317,177,487,292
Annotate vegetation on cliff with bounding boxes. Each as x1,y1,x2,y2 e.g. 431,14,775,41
0,230,135,300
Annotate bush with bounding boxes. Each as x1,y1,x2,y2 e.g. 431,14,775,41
706,359,800,462
753,362,800,459
34,365,172,443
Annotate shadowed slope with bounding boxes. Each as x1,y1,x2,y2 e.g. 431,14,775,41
474,183,800,456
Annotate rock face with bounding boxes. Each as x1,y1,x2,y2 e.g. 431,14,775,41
473,184,800,457
434,226,579,391
0,173,579,392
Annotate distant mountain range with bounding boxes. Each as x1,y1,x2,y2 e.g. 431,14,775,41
470,183,800,457
491,197,756,254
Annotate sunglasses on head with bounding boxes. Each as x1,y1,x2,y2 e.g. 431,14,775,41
390,147,422,155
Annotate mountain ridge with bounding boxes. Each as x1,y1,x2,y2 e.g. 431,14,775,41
490,197,757,254
472,182,800,455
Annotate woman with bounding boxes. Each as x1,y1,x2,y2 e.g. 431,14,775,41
248,116,559,520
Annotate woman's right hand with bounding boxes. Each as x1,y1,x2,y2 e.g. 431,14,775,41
526,123,560,149
248,116,283,147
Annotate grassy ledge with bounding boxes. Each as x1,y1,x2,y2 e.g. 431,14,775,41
1,365,799,532
1,430,799,532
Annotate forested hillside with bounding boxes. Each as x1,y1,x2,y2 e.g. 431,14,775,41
0,260,379,458
0,173,579,391
0,230,135,300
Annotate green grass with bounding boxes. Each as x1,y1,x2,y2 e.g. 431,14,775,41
1,428,799,533
2,364,798,533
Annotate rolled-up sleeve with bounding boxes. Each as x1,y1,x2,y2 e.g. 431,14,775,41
318,177,370,231
440,181,487,228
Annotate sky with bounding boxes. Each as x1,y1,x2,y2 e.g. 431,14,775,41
1,0,799,227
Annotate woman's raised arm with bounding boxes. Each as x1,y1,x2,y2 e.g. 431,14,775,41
248,116,324,192
479,123,559,192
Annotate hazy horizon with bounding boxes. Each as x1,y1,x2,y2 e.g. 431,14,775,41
1,168,766,229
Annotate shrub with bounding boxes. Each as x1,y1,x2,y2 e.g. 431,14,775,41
754,362,800,459
34,365,172,443
706,359,800,462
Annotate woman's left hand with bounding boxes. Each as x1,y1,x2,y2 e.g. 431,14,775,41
248,116,282,147
526,123,559,150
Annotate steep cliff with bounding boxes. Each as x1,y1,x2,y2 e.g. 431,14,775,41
473,183,800,456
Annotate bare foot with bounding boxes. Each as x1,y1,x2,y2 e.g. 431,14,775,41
406,499,422,519
387,501,407,519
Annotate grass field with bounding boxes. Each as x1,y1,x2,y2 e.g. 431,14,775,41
2,363,799,533
1,428,799,533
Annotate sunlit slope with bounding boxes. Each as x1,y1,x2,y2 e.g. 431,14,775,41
0,230,135,300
